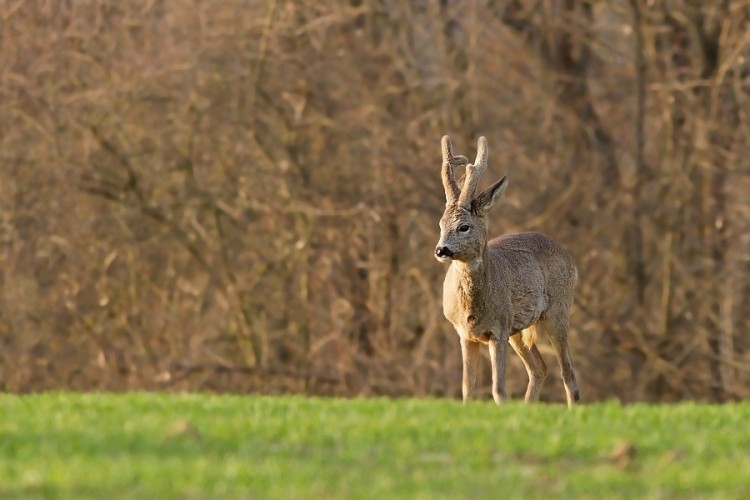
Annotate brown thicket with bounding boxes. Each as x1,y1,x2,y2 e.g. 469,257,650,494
1,0,749,402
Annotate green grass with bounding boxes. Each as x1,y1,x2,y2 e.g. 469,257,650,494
1,394,749,499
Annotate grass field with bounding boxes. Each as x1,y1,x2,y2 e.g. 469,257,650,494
1,394,749,499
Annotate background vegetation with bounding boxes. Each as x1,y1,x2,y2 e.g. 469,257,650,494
1,0,749,402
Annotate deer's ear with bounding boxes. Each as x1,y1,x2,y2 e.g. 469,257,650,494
472,176,508,215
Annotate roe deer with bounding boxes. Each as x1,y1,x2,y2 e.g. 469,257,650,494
435,135,580,407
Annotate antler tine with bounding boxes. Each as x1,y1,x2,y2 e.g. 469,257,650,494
458,136,488,205
441,135,461,204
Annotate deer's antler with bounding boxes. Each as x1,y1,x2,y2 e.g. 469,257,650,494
458,136,488,206
441,135,468,205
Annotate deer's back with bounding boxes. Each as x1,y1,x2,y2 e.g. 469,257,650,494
488,231,577,331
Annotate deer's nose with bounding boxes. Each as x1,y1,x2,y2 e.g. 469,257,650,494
435,246,454,258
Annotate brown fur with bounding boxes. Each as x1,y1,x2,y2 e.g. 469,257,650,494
435,136,580,407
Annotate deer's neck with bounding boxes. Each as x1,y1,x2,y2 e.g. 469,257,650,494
451,248,491,302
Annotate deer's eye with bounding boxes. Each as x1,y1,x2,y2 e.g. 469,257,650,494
458,224,471,232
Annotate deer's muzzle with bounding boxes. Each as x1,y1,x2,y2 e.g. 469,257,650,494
435,246,454,259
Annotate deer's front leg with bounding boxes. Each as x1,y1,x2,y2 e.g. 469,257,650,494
489,333,510,404
460,337,480,403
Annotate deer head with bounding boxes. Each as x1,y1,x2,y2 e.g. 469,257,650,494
435,136,508,262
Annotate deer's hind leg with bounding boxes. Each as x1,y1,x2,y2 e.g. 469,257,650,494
539,314,579,407
509,326,548,403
